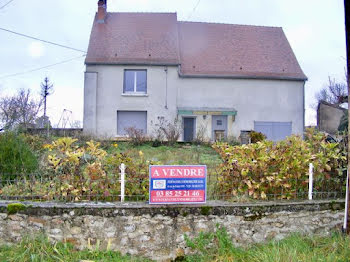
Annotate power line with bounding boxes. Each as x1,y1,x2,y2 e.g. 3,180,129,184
187,0,201,20
0,27,87,53
0,54,86,80
0,0,15,10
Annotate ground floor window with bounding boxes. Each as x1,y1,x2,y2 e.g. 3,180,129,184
117,111,147,135
254,121,292,141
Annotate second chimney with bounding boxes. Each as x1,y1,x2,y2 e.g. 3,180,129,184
97,0,107,24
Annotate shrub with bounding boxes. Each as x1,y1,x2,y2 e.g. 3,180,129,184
213,128,346,200
0,132,38,181
21,134,47,154
249,131,266,143
124,127,148,146
1,137,154,201
159,118,181,145
194,124,209,145
225,135,241,146
151,139,162,147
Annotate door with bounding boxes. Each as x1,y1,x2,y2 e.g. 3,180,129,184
254,121,292,141
212,115,228,141
117,111,147,135
183,117,195,142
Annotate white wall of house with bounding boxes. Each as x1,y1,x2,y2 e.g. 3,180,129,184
177,76,304,139
83,65,305,140
84,65,178,138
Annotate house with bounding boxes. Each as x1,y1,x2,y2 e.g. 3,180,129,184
317,100,347,135
83,0,307,142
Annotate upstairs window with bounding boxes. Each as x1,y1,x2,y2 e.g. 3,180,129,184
123,70,147,93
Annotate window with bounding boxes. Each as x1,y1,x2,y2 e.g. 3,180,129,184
123,70,147,93
117,111,147,135
217,120,222,126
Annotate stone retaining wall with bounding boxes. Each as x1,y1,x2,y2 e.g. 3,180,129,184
0,200,345,261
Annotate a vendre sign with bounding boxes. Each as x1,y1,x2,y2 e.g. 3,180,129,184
149,165,207,204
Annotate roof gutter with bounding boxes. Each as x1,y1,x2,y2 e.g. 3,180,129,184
85,61,180,67
177,65,308,82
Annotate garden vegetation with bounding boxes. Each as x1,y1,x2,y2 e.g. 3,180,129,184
0,128,347,201
213,128,347,200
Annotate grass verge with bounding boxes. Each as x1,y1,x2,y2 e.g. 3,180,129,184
0,235,149,262
184,226,350,262
1,230,349,262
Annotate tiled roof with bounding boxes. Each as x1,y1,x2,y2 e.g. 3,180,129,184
85,13,180,65
86,12,307,80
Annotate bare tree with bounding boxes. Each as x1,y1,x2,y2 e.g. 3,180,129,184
0,96,17,130
0,89,42,130
40,77,54,118
315,76,348,105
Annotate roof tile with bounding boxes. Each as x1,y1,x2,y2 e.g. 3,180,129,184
86,12,307,80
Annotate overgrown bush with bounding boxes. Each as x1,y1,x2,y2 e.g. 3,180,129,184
213,128,346,200
124,127,148,146
249,131,266,143
0,132,38,181
225,135,241,146
155,117,181,145
1,137,154,201
193,124,208,145
22,134,47,154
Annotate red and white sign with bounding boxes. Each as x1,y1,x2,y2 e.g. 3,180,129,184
149,165,207,204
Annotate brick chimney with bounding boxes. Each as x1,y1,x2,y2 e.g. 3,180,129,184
97,0,107,24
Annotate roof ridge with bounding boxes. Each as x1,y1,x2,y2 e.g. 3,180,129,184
178,20,282,29
105,12,281,29
107,11,177,15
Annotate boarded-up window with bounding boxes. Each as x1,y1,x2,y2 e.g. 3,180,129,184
254,121,292,142
117,111,147,135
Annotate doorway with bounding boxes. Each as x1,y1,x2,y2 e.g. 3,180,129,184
212,115,228,141
183,117,195,142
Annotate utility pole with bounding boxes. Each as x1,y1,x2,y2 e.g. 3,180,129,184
344,0,350,234
40,77,54,138
40,77,54,119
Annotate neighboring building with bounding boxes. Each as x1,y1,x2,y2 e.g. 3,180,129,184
317,100,347,135
83,0,307,142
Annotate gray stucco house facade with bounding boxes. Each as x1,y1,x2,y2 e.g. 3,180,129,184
83,0,307,142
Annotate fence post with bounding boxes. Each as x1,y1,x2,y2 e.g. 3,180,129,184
308,163,314,200
120,163,125,203
344,170,349,232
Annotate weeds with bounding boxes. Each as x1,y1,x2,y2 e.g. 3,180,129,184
0,234,148,262
184,225,350,262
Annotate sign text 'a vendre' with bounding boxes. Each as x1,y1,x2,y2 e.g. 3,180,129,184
149,165,207,204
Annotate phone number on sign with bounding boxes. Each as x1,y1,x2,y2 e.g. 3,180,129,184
154,190,201,197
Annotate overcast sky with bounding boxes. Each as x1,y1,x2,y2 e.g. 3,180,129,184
0,0,346,127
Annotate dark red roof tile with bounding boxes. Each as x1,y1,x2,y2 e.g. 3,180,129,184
85,13,307,80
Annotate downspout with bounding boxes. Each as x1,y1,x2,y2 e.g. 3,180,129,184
164,66,168,109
